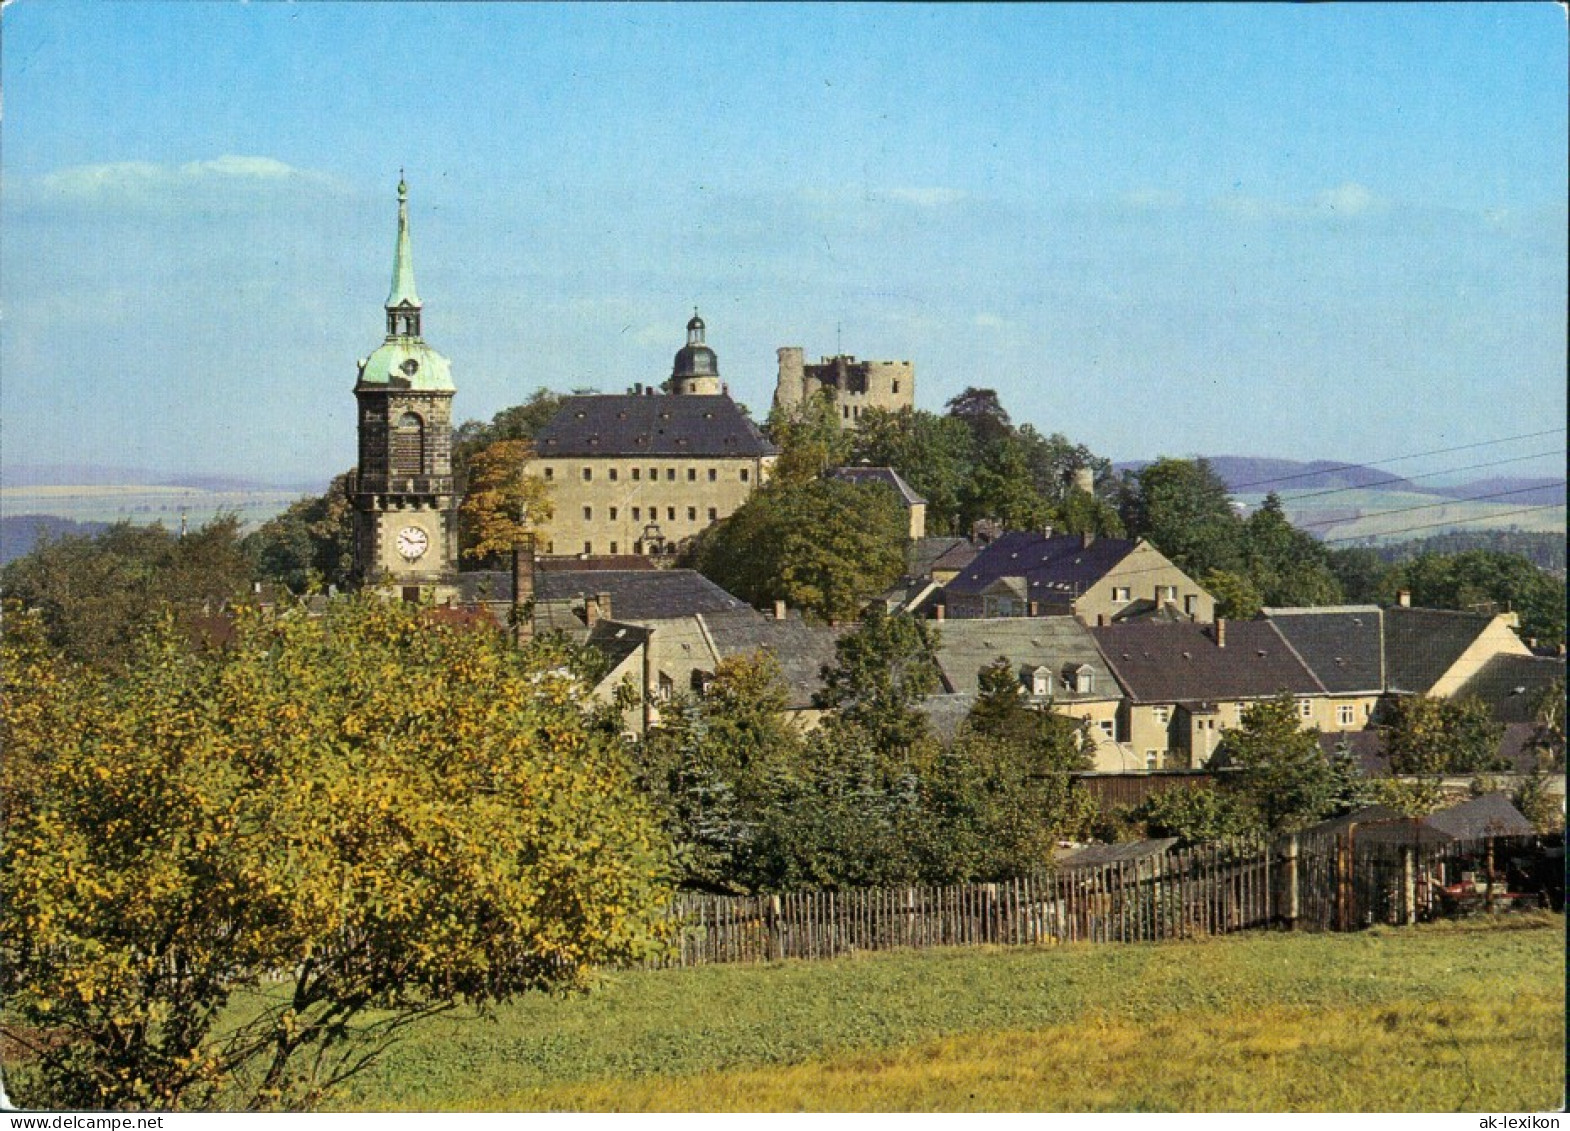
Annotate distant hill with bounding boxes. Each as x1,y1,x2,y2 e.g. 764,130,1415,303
1426,477,1565,508
1115,456,1417,494
3,464,321,493
0,515,110,566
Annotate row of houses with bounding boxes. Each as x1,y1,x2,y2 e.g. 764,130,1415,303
458,552,1561,778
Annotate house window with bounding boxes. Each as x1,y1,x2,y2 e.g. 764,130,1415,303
656,672,674,701
1079,670,1095,694
687,468,697,481
1156,585,1177,602
544,466,554,480
648,467,657,480
632,468,641,481
609,468,618,481
1112,586,1131,603
1337,704,1355,726
547,541,555,554
1298,699,1314,720
687,507,697,521
1184,594,1198,615
708,508,718,521
708,468,717,482
1098,720,1114,738
609,507,618,521
582,468,592,482
1152,706,1171,724
1235,703,1247,723
741,469,750,482
1146,750,1159,770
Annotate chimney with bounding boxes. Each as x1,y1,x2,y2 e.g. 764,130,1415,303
1027,600,1039,617
1397,589,1411,608
1081,531,1095,548
774,599,787,620
597,591,612,623
512,537,536,645
1215,616,1226,648
935,603,946,622
1042,524,1054,539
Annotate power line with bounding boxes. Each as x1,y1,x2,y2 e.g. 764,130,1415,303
1321,503,1567,545
1271,449,1565,505
1226,428,1568,492
1294,481,1566,531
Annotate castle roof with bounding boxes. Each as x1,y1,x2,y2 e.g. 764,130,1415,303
535,394,776,458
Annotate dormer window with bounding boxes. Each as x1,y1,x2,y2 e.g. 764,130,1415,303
1029,668,1053,697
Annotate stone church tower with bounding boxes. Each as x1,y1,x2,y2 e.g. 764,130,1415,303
347,176,460,599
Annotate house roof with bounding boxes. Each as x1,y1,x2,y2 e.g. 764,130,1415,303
1316,722,1549,777
1262,606,1385,694
536,569,750,623
1452,653,1566,724
1356,792,1537,845
916,692,979,741
1383,606,1500,695
945,531,1138,600
1057,838,1179,868
830,466,926,506
701,608,844,710
1091,620,1325,704
534,394,776,458
908,536,971,580
931,616,1118,701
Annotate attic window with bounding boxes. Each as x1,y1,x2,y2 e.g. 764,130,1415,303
1256,650,1267,657
575,411,586,419
703,411,714,419
659,410,672,420
617,412,627,420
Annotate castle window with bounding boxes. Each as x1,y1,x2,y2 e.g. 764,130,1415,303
609,468,618,481
667,507,675,521
708,468,717,482
544,466,554,481
632,468,641,481
584,542,593,555
609,507,619,521
392,412,424,475
582,468,592,482
649,467,657,479
666,468,676,481
583,506,593,521
687,507,697,521
632,507,641,521
892,379,900,394
708,508,717,521
687,468,696,481
740,469,750,482
610,542,618,555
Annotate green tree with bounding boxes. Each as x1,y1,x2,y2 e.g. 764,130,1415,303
1390,550,1565,642
765,390,851,486
812,605,942,752
945,386,1013,449
2,515,255,670
1122,458,1244,576
688,477,906,623
1241,494,1344,608
244,473,357,594
1327,547,1393,605
458,438,555,565
0,596,670,1111
1201,568,1265,620
849,407,975,535
1382,694,1507,775
450,388,564,481
1133,785,1256,845
958,435,1054,533
1217,694,1345,833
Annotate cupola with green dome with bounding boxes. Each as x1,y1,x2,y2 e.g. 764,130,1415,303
355,175,455,393
671,309,722,395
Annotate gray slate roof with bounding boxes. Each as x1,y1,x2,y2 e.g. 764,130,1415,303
1262,606,1385,694
1057,838,1179,867
1092,620,1324,704
537,569,750,623
1384,607,1499,695
908,536,971,579
830,466,926,506
945,531,1138,599
1452,653,1566,724
917,692,979,741
535,394,776,458
1356,792,1536,845
932,616,1118,702
702,608,844,710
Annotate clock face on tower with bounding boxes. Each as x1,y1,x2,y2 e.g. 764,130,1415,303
396,525,430,561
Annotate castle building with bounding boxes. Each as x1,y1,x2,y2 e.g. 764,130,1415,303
773,346,915,426
346,177,461,600
527,313,777,558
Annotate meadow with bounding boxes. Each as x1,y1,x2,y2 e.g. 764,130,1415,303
322,914,1564,1112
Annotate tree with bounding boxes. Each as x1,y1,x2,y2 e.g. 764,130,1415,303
1201,568,1265,620
1122,458,1244,577
1,515,255,670
1382,694,1507,775
812,605,942,752
245,473,357,594
1390,550,1565,643
1240,494,1344,608
688,477,906,623
849,408,975,535
1134,784,1256,846
765,390,850,486
458,438,555,565
0,596,670,1110
450,388,563,481
958,435,1054,533
1216,694,1345,833
945,386,1013,448
1327,547,1393,605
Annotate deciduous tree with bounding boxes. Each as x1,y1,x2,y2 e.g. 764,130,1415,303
1382,694,1507,775
458,438,554,565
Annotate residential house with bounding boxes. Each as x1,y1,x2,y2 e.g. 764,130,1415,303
942,531,1215,625
1260,605,1386,732
1090,619,1366,770
927,616,1127,771
830,466,927,539
1383,604,1532,699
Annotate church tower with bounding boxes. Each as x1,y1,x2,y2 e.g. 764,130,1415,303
670,310,722,395
347,176,460,599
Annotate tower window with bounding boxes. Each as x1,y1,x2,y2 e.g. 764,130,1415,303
667,507,675,521
392,412,424,475
893,380,900,394
632,507,641,521
707,508,717,521
583,506,593,521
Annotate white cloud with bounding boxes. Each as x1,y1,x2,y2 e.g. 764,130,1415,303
973,312,1007,329
1313,181,1379,216
37,156,339,200
1212,182,1385,223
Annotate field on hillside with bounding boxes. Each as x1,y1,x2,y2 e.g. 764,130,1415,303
288,916,1564,1113
1236,489,1567,545
0,485,305,532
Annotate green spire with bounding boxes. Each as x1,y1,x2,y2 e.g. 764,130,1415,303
386,172,422,313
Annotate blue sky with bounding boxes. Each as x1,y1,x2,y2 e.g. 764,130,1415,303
2,2,1565,486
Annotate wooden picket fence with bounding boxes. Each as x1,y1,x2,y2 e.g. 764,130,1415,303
650,834,1550,968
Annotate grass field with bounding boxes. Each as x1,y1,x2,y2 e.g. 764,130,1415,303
315,915,1564,1112
1235,489,1566,545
